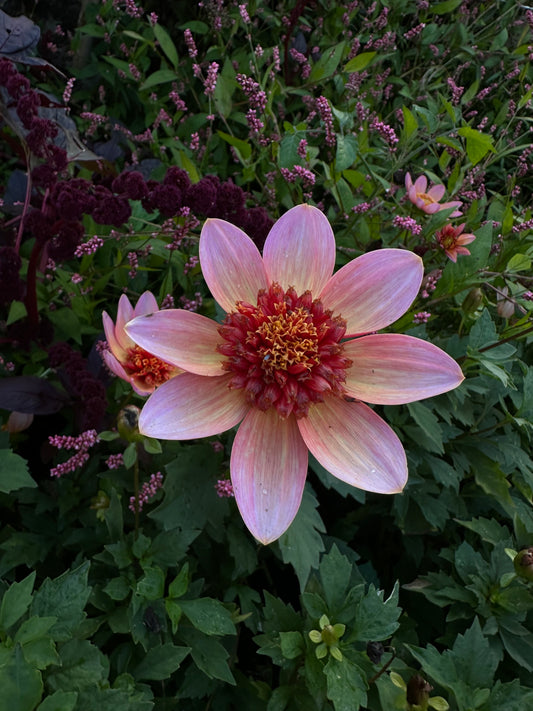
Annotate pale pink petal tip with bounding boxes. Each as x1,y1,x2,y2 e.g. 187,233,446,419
298,398,408,495
263,204,336,296
139,372,248,440
231,409,308,544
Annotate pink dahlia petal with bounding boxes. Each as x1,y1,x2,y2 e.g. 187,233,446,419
231,409,308,544
427,184,446,201
102,310,127,359
298,398,407,494
125,310,225,376
405,173,414,191
263,204,336,295
134,291,158,317
139,372,248,439
320,249,423,335
413,175,427,193
103,349,130,382
199,218,268,313
343,334,464,404
115,294,135,350
422,202,441,214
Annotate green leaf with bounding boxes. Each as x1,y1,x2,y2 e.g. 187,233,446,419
47,308,81,344
31,562,91,642
37,690,78,711
429,0,463,13
0,645,43,711
279,631,305,660
217,130,251,161
352,582,401,642
0,449,36,493
499,626,533,672
335,134,357,171
168,563,189,599
179,598,235,636
325,657,367,711
153,23,178,68
0,571,35,631
15,616,57,645
136,566,165,601
279,131,307,169
319,545,353,613
6,300,27,326
309,42,346,82
133,643,190,680
406,402,444,454
401,106,418,141
139,69,178,92
46,639,108,692
506,253,531,272
179,627,235,684
344,51,377,73
457,127,496,166
278,486,325,590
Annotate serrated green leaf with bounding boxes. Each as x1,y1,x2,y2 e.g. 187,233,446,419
46,639,108,692
0,449,36,493
37,690,78,711
325,657,367,711
335,134,357,171
168,563,189,599
180,598,235,636
457,127,496,166
179,627,235,684
0,571,35,631
133,643,190,680
0,645,43,711
506,253,531,272
136,566,165,601
352,582,401,642
279,631,304,659
31,562,91,642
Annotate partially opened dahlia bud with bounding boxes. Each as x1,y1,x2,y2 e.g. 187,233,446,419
514,547,533,582
102,291,180,395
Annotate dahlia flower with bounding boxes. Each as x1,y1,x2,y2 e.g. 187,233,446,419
405,173,462,216
435,223,476,262
102,292,180,396
126,205,464,543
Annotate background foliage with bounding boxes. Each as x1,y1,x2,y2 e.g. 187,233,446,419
1,0,533,709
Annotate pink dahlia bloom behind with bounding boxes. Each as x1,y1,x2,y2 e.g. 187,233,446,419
435,223,476,262
102,291,180,396
125,205,464,544
405,173,462,217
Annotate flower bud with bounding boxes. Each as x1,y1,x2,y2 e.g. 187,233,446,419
461,288,483,314
406,673,433,709
513,547,533,582
117,405,142,442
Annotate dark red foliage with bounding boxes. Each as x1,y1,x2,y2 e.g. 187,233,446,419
47,219,84,260
0,246,25,304
112,170,148,200
163,166,191,193
91,188,131,227
149,183,183,217
185,176,218,216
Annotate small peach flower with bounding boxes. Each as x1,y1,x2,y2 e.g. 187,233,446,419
126,205,464,543
435,223,476,262
405,173,462,216
102,292,180,396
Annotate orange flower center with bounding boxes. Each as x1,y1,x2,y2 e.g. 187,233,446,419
418,191,436,206
124,345,176,388
436,225,457,250
217,283,352,418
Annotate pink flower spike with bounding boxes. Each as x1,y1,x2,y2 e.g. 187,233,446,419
435,223,476,262
405,172,462,216
102,291,180,395
298,397,407,494
231,409,308,544
125,310,225,376
343,334,464,404
263,204,336,296
319,249,423,336
139,372,248,439
131,204,464,542
199,219,268,313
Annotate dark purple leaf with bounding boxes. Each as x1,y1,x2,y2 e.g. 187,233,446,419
0,10,40,57
0,376,68,414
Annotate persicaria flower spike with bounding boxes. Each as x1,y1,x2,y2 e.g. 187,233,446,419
125,205,464,544
405,173,462,216
102,291,180,396
435,223,476,262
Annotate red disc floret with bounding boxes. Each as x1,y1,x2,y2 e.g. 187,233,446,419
124,346,176,389
217,282,352,418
